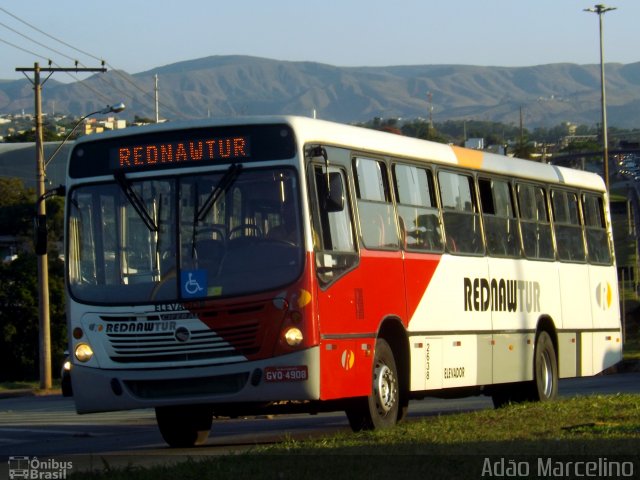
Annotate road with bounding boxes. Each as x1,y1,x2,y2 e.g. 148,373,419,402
0,372,639,472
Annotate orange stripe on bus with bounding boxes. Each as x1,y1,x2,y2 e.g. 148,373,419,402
452,146,484,169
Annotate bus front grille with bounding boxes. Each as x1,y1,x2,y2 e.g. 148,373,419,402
105,322,261,364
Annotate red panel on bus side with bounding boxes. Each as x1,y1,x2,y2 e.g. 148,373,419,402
402,252,442,322
317,249,406,400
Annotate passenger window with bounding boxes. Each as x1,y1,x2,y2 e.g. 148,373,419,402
517,183,554,260
478,177,520,257
354,158,398,250
552,189,586,263
438,170,483,255
393,164,443,252
582,193,612,265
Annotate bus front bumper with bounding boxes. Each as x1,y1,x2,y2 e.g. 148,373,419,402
70,347,320,413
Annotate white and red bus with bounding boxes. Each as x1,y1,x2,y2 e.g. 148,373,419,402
63,116,622,446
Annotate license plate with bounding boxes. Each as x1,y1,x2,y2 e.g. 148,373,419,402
264,366,308,382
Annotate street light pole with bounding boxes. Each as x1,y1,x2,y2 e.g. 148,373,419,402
584,4,617,192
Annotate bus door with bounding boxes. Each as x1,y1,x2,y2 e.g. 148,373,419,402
309,156,404,401
434,170,491,388
482,177,538,385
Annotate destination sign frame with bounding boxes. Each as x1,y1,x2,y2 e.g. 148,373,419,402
69,123,296,178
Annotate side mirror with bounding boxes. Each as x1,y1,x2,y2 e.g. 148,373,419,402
34,214,48,256
324,172,345,212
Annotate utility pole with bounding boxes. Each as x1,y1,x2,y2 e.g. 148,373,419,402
15,62,107,390
426,91,433,137
155,74,160,123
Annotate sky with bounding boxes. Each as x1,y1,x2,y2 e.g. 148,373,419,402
0,0,638,82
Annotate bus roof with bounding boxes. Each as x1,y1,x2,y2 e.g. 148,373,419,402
74,115,606,192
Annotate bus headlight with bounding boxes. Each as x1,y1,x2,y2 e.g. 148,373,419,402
283,327,303,346
74,343,94,363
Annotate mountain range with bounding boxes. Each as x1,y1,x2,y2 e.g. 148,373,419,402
1,55,640,128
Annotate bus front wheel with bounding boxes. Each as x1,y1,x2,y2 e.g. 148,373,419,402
155,405,213,448
345,338,400,431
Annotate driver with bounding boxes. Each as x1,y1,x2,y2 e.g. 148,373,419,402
267,203,299,244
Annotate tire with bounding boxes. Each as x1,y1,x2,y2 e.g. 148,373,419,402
530,331,558,402
346,339,400,431
155,405,213,448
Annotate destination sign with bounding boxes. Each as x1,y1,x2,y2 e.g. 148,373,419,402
68,123,296,178
111,135,250,171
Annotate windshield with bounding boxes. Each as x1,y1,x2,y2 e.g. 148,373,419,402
68,167,303,304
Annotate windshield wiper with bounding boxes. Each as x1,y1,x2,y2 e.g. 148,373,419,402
190,163,243,258
114,172,158,232
196,163,243,222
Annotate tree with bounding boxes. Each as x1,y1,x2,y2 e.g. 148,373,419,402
0,178,35,238
0,177,66,381
3,125,61,143
512,141,536,160
0,254,67,380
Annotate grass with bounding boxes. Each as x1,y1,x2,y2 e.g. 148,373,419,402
71,394,640,480
0,380,39,391
0,380,60,394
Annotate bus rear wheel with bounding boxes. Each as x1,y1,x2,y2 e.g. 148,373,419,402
155,405,213,448
529,330,558,402
346,338,400,431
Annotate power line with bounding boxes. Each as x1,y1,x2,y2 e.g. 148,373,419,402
102,63,187,119
0,19,78,64
1,7,187,120
0,6,102,64
0,9,145,109
61,71,113,105
0,35,113,106
0,35,50,63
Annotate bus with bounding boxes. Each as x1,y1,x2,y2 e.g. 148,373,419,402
61,116,622,447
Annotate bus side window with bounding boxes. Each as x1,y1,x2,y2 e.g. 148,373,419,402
582,193,612,265
551,189,586,263
517,183,554,260
478,177,520,258
353,157,399,250
438,170,483,255
393,163,443,252
312,165,358,285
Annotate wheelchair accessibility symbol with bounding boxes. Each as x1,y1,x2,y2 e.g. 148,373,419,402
181,270,207,298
